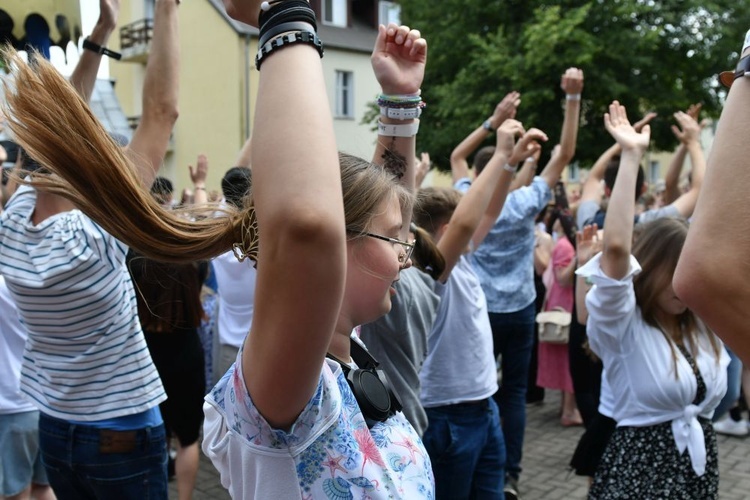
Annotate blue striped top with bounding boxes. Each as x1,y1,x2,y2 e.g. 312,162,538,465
0,185,166,421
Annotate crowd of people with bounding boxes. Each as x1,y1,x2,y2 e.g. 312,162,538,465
0,0,749,499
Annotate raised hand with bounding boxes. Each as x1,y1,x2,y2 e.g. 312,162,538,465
415,152,430,186
489,91,521,128
494,119,525,160
560,67,584,95
222,0,264,27
576,223,602,266
633,112,657,133
371,23,427,95
670,111,701,145
189,154,208,186
603,101,650,152
98,0,121,30
508,127,548,166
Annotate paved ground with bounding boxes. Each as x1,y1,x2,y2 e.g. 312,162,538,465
177,391,750,499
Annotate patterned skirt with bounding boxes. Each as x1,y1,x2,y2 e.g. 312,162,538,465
588,418,718,499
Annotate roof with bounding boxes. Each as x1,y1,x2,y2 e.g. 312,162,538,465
205,0,377,53
89,79,132,142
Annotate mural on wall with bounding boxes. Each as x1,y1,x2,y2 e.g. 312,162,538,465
0,1,82,60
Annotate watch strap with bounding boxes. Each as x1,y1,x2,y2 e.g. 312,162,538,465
377,120,419,137
380,106,422,120
82,38,122,60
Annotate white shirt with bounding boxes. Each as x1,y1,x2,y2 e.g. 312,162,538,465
212,250,256,348
0,276,35,414
420,256,497,407
0,186,166,420
203,355,434,498
577,253,729,476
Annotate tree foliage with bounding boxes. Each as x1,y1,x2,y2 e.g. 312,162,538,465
399,0,750,169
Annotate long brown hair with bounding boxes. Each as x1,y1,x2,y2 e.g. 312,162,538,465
2,49,407,267
632,217,721,374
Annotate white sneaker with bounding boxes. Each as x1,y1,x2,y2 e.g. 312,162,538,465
713,417,749,437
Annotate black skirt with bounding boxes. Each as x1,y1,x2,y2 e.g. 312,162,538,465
588,418,718,499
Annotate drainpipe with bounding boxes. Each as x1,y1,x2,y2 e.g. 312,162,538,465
244,32,252,140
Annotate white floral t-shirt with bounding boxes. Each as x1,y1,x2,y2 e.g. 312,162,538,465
203,352,434,499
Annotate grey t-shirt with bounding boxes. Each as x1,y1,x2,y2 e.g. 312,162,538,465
359,267,440,436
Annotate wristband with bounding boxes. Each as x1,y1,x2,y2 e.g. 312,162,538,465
380,106,422,120
524,157,536,163
194,186,206,191
82,38,122,60
377,120,419,137
482,119,494,132
255,30,324,70
503,163,518,173
565,93,581,101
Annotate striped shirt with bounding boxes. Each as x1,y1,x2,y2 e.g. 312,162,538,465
0,185,166,421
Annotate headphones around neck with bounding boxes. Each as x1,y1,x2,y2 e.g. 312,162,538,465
327,336,403,429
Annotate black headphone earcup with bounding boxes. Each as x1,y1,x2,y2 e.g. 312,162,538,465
347,369,391,422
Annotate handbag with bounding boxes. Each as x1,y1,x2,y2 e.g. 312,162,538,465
536,307,571,344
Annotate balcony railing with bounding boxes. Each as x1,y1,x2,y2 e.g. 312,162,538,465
119,18,154,63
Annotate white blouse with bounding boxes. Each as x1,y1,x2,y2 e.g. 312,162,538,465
577,253,729,476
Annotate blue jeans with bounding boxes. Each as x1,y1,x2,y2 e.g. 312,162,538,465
489,302,536,481
714,347,742,421
423,398,506,499
38,413,168,499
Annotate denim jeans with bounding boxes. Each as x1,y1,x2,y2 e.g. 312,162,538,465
714,347,742,421
489,301,536,481
38,413,168,500
423,398,506,499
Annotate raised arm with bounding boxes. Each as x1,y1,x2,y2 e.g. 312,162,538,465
599,101,650,280
471,126,548,248
415,152,430,188
449,92,521,184
574,223,601,324
69,0,119,102
370,23,427,239
578,112,655,207
124,0,180,189
234,136,252,168
189,154,208,205
241,2,346,429
511,153,539,191
674,40,750,362
437,120,534,281
539,68,583,189
665,112,705,218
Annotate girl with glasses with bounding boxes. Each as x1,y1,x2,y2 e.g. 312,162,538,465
2,2,433,498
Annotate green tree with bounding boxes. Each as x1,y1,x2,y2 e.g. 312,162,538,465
398,0,750,169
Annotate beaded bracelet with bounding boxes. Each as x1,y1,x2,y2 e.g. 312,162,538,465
255,31,324,70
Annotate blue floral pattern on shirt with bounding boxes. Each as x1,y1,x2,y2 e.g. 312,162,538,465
208,353,434,499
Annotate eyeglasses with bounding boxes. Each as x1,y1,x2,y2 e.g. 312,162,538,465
349,229,415,265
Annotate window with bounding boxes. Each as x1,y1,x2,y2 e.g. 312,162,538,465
144,0,154,19
378,1,401,26
323,0,347,27
649,160,661,185
335,71,354,118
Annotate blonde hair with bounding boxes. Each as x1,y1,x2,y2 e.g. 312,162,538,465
632,217,721,374
2,49,407,265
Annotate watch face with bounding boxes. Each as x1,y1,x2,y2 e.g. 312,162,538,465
719,70,735,88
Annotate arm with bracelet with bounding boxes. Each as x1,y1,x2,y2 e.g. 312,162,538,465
449,91,521,185
70,0,120,102
371,23,427,240
189,154,209,205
